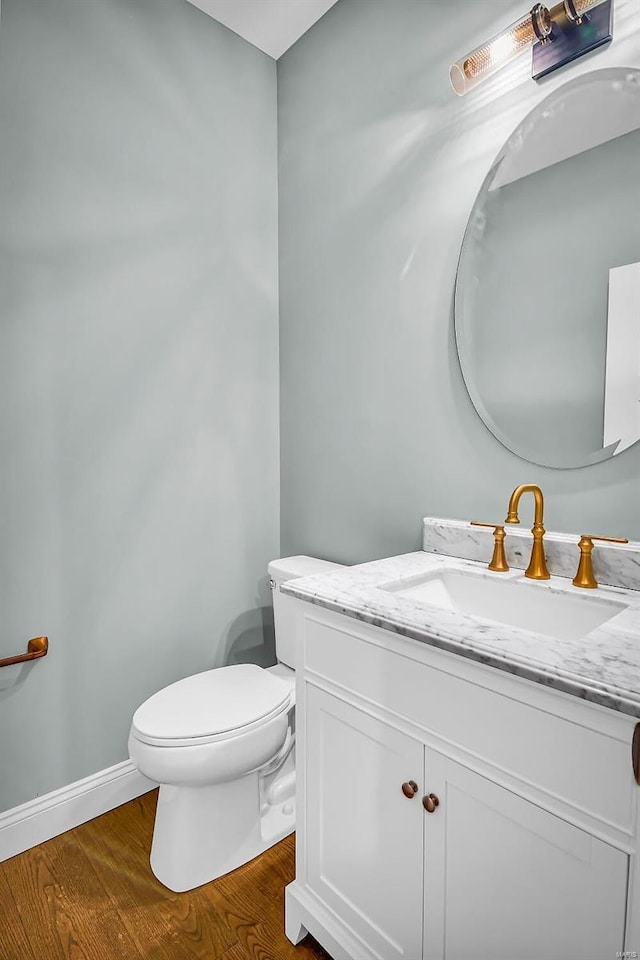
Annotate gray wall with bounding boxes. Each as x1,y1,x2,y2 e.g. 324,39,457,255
0,0,279,812
278,0,640,564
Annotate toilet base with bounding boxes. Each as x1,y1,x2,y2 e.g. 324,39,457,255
150,760,295,892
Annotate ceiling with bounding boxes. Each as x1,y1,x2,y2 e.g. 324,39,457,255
185,0,340,60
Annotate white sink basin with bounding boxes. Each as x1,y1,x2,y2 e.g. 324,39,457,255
379,567,628,642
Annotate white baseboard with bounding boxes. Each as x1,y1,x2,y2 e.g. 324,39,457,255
0,760,156,863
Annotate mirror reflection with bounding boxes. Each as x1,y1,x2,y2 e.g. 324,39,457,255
455,68,640,469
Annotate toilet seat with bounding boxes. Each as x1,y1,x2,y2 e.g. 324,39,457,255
131,664,292,748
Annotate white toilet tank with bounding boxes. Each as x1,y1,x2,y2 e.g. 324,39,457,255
268,556,344,669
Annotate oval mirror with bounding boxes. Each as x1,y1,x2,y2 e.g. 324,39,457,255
455,68,640,469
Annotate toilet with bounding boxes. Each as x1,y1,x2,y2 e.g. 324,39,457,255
128,555,343,892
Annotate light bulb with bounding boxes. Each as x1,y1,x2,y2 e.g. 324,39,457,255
450,3,553,96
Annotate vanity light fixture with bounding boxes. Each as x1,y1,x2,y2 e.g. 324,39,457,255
449,0,613,96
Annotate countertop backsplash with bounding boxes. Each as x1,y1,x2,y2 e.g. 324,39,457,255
422,517,640,592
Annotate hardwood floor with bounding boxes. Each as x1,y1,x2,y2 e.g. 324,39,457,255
0,790,332,960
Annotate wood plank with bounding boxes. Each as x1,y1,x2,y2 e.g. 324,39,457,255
217,943,248,960
0,865,38,960
0,831,140,960
208,833,332,960
76,792,236,960
1,846,81,960
0,791,329,960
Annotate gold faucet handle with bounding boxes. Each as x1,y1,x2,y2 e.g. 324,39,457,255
470,521,509,572
587,535,629,545
572,535,629,589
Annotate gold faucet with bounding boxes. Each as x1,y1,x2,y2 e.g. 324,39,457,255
470,521,510,572
572,534,629,588
504,484,550,580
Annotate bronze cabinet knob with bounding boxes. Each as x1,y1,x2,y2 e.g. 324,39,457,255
401,780,419,798
422,793,440,813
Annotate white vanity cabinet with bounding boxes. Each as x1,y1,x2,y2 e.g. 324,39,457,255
304,685,425,960
422,751,627,960
285,601,639,960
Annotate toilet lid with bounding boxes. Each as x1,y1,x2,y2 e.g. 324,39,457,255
131,664,291,743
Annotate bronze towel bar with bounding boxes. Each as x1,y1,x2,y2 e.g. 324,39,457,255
0,636,48,668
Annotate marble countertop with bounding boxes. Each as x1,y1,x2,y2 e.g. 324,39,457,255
282,552,640,718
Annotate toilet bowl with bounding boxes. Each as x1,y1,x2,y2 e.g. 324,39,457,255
128,555,343,892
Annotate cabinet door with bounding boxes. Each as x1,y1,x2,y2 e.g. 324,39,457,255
423,750,628,960
305,684,424,960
